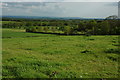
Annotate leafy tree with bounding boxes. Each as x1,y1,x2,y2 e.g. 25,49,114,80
43,26,49,32
100,21,110,35
78,21,86,32
91,20,97,34
51,27,56,33
106,15,118,20
64,26,73,35
38,26,43,32
32,27,37,32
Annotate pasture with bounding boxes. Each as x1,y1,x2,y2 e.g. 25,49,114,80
2,28,119,78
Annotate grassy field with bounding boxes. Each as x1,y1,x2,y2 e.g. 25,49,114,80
2,28,119,78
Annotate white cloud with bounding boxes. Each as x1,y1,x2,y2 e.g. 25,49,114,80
1,3,8,6
0,3,8,8
2,2,118,18
2,2,66,17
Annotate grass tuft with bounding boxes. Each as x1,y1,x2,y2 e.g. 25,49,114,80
104,48,120,54
81,50,94,54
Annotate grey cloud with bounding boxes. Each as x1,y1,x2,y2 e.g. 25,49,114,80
118,1,120,8
2,2,118,18
3,2,47,9
2,2,65,17
105,2,118,7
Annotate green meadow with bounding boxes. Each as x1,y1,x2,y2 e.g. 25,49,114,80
2,28,119,78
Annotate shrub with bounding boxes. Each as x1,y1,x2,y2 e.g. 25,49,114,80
63,26,73,35
51,27,56,33
43,27,49,32
38,26,43,32
26,26,33,32
31,27,37,32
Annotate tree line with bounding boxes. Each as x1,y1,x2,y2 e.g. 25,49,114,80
2,17,120,35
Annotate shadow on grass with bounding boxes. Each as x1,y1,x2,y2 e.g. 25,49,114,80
27,32,85,36
27,31,120,36
104,48,120,54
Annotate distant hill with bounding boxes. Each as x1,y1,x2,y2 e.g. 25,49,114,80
1,16,104,20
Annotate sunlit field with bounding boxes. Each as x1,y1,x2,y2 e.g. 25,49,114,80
2,28,119,78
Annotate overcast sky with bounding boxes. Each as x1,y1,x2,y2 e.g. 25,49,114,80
1,0,119,18
1,0,120,2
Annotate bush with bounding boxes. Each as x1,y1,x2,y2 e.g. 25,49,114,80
63,26,73,35
26,26,38,32
38,26,43,32
31,27,37,32
26,26,33,32
43,27,49,32
51,27,56,33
